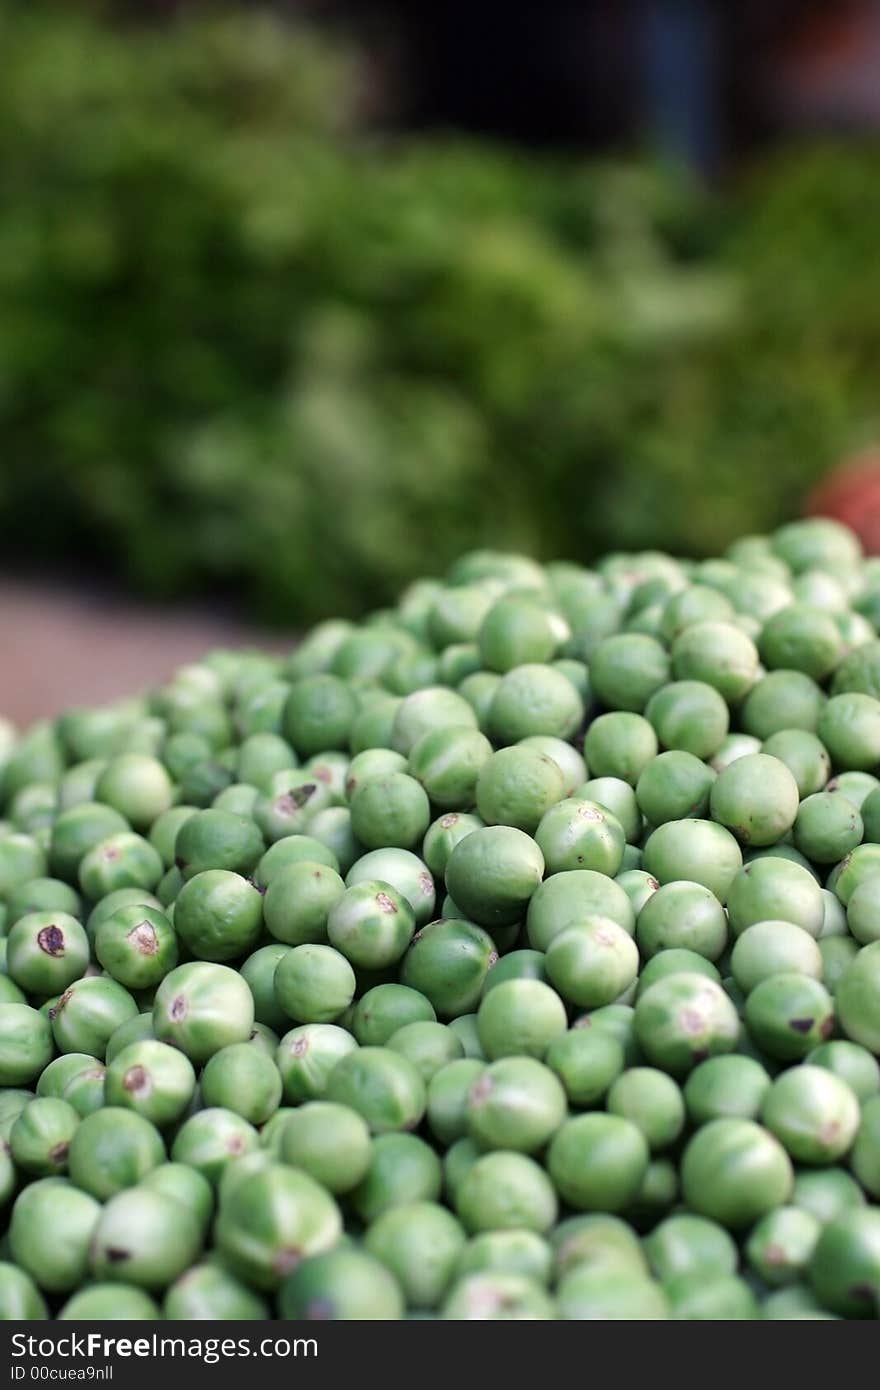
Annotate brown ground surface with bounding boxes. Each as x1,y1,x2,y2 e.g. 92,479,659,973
0,580,294,728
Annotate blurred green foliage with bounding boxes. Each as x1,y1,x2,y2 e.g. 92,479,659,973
1,6,878,623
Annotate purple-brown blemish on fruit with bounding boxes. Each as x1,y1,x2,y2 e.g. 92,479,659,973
681,1008,705,1035
106,1248,129,1264
419,872,434,897
820,1015,835,1039
292,1036,309,1057
123,1065,150,1099
439,814,459,829
470,1075,493,1104
127,921,158,956
376,892,397,914
274,1247,302,1276
790,1017,815,1034
37,925,64,957
102,845,120,862
170,995,187,1022
50,1142,69,1165
227,1134,247,1155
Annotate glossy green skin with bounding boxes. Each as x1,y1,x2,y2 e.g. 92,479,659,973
606,1068,684,1151
278,1248,404,1321
637,750,717,832
6,877,81,928
837,942,880,1052
633,974,740,1076
401,920,496,1020
171,1109,259,1185
349,1133,443,1224
589,634,669,713
240,944,289,1033
6,910,89,995
761,1065,860,1164
548,1113,648,1213
148,806,200,869
579,777,641,843
58,1283,160,1320
365,1200,466,1310
761,729,830,799
481,949,546,997
465,1057,566,1155
326,1046,425,1135
262,862,345,948
671,620,759,701
829,843,880,906
846,878,880,945
583,712,658,786
427,1060,487,1146
90,1187,202,1290
199,1043,282,1125
22,1186,134,1298
349,773,431,851
153,961,254,1063
274,943,355,1025
86,888,164,943
163,1261,269,1320
487,667,583,747
173,870,263,963
730,920,823,993
388,1021,463,1082
105,1015,153,1067
636,881,727,962
818,692,880,771
0,1261,48,1319
455,1151,557,1234
95,904,178,989
545,1030,624,1107
37,1052,101,1102
664,1272,757,1320
645,681,729,760
443,1272,556,1319
407,725,493,810
744,973,834,1061
644,1214,737,1283
851,1096,880,1198
710,754,800,848
50,976,138,1059
477,599,560,675
746,1205,821,1287
391,687,479,756
809,1208,880,1317
741,671,826,739
172,808,262,881
10,1097,79,1176
793,792,863,865
477,980,567,1061
48,804,127,883
758,604,843,681
327,880,415,970
534,798,625,877
79,833,164,899
681,1118,793,1229
527,870,635,952
643,819,742,902
140,1162,214,1230
726,857,824,938
345,848,436,927
67,1107,165,1199
683,1055,771,1124
445,826,544,930
276,1023,357,1103
545,918,638,1009
254,835,339,889
456,1229,552,1286
422,813,484,880
216,1162,342,1290
807,1039,880,1103
475,747,565,835
252,774,333,844
280,1102,371,1193
283,675,357,757
792,1168,867,1225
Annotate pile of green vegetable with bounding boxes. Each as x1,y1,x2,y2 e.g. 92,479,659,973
3,4,880,621
3,518,880,1318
